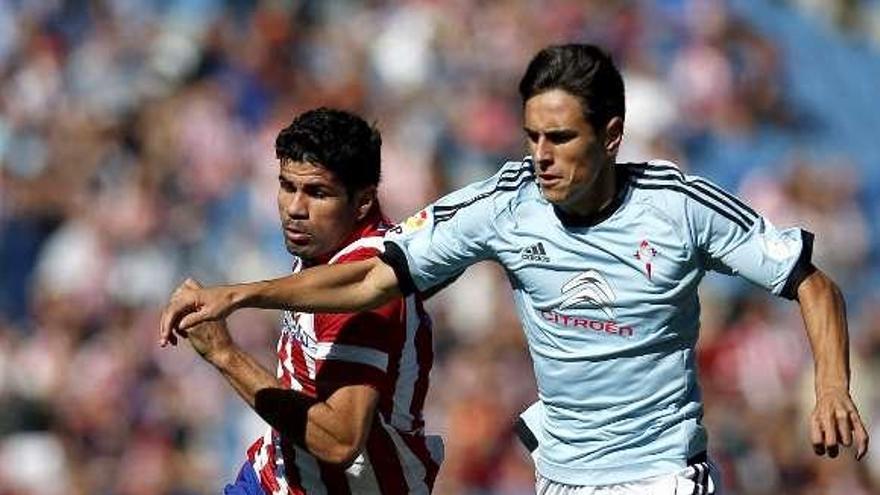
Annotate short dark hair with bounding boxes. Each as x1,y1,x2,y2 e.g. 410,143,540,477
275,107,381,193
518,44,625,131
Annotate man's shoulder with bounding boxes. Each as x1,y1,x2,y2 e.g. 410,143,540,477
488,157,537,198
619,159,687,185
431,157,539,225
620,159,733,196
619,160,692,209
325,213,395,264
328,236,386,265
620,159,757,230
438,157,536,204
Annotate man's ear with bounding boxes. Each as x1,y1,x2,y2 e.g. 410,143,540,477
604,116,624,156
354,186,377,221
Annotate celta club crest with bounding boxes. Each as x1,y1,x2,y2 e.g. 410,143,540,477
634,239,657,280
559,269,616,319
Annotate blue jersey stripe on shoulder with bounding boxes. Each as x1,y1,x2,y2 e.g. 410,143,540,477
433,160,533,214
497,159,534,180
628,178,752,231
433,162,534,224
690,177,758,220
626,163,758,223
636,162,759,220
628,171,755,228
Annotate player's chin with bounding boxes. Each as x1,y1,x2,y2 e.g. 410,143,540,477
539,186,569,206
284,240,316,258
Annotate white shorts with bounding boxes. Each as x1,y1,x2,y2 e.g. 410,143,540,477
534,458,721,495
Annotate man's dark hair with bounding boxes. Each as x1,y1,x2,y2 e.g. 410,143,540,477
518,44,625,132
275,107,381,193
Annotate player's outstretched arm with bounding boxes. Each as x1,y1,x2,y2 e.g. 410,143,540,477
796,266,869,460
158,257,401,346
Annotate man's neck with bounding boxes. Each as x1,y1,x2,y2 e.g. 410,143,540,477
561,162,618,218
301,205,385,268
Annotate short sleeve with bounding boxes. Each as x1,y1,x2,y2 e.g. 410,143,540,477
380,161,532,294
684,175,813,299
313,245,401,397
313,303,400,398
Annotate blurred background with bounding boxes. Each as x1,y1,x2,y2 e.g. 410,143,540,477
1,0,879,493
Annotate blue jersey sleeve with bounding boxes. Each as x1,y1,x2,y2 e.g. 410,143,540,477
682,173,813,299
380,160,533,295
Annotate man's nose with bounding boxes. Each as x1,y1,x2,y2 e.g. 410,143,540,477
535,138,553,165
285,192,309,218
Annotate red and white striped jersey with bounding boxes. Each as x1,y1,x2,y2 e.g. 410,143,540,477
246,212,443,494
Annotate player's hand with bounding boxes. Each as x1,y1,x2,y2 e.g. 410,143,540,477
158,278,238,347
186,317,235,366
810,386,869,460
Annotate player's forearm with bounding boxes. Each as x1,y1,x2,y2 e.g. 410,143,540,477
231,258,401,314
210,349,330,453
797,268,850,392
209,345,280,408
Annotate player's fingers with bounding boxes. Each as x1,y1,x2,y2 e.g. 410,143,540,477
179,310,209,331
835,409,853,447
171,280,190,298
167,316,184,346
159,304,174,346
160,295,197,346
810,414,825,456
183,278,202,289
851,410,870,460
164,321,178,346
822,413,840,458
161,282,192,346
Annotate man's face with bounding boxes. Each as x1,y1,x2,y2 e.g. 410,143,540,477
523,89,612,212
277,160,366,261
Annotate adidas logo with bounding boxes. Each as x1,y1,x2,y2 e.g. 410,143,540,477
521,242,550,263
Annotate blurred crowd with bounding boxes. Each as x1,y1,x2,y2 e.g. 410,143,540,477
786,0,880,42
0,1,878,494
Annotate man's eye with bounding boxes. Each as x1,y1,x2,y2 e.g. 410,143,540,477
547,132,575,144
312,190,328,199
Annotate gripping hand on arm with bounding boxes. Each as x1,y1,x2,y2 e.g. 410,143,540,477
797,267,870,460
159,278,240,347
158,257,401,346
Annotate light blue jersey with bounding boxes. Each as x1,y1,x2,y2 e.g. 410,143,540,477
380,158,813,485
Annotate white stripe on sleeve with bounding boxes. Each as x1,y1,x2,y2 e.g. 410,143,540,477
315,342,389,372
329,236,386,263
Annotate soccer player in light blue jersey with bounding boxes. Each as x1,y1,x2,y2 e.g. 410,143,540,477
160,44,869,494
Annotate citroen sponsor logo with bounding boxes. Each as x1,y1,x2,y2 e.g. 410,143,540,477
558,269,616,320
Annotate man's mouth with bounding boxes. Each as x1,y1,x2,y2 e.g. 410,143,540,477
538,173,562,187
284,227,311,244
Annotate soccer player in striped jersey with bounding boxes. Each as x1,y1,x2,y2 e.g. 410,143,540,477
168,108,442,494
161,45,869,494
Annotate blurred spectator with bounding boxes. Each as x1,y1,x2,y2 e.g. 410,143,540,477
741,157,870,293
